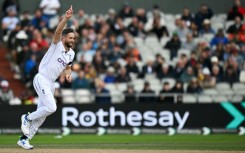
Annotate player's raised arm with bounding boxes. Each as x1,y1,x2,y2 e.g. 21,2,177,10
52,5,73,44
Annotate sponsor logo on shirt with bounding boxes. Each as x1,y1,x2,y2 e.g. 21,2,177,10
57,58,67,66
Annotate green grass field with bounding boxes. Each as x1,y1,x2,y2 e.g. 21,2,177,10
0,134,245,151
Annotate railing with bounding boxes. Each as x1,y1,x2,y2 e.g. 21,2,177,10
59,92,244,104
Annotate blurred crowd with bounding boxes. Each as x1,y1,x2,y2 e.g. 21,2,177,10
1,0,245,104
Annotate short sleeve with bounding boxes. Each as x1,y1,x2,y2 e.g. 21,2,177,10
39,0,47,8
68,51,75,66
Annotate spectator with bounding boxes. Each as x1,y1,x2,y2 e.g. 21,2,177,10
92,51,107,74
138,21,147,39
0,80,14,104
173,58,187,78
115,66,131,83
213,43,225,61
187,77,202,93
165,32,181,59
2,0,20,16
231,24,245,43
223,43,234,61
73,9,88,29
20,90,35,105
154,54,165,73
139,81,156,103
223,65,239,85
157,63,173,79
124,84,136,102
20,11,31,28
112,17,125,36
16,43,32,68
227,16,243,34
189,22,199,37
149,15,169,40
70,62,81,80
1,6,19,36
175,19,189,42
199,48,212,69
77,41,96,63
95,79,111,103
126,56,139,75
199,67,216,89
140,60,155,78
180,66,195,83
39,0,60,27
227,0,245,21
31,9,48,30
231,48,244,67
85,65,97,80
108,34,117,51
181,7,194,27
29,29,49,51
158,82,174,103
136,8,147,23
118,2,134,19
171,80,184,103
24,54,37,82
72,70,90,89
211,65,223,83
210,56,224,76
108,44,124,63
199,19,215,35
7,23,21,51
29,41,44,62
210,29,229,47
107,8,117,29
240,44,245,61
127,16,139,37
188,51,198,68
181,33,196,51
146,4,165,23
124,39,141,62
194,4,213,30
104,67,116,83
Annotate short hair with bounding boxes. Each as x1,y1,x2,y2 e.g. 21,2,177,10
62,28,75,36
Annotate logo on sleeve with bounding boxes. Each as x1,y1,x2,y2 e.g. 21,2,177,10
42,89,45,94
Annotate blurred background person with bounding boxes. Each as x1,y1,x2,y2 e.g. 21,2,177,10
0,80,14,105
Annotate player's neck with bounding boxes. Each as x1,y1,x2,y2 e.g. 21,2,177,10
63,44,70,52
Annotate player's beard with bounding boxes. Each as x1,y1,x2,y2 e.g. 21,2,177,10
64,40,73,49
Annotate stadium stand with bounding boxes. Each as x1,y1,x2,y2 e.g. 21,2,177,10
1,0,245,104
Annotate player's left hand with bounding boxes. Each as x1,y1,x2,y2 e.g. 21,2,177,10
65,74,72,83
65,5,73,19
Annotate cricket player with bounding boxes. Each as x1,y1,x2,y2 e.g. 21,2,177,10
17,6,75,150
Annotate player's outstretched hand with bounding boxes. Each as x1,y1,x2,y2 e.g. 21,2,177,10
65,74,72,83
65,5,73,19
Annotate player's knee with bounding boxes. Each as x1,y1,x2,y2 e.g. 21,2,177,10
49,105,57,113
46,104,57,114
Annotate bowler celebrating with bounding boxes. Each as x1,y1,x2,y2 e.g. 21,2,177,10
18,6,75,150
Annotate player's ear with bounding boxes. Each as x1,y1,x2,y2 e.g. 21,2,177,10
61,35,65,41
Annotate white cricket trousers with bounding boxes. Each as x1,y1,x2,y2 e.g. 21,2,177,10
26,73,57,139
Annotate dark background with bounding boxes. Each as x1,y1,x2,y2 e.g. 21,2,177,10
0,0,243,14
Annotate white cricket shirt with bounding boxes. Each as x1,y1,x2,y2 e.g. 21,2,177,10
39,41,75,82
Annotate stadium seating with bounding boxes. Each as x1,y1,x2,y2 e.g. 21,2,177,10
198,95,213,103
75,89,93,104
1,1,245,105
182,94,197,103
